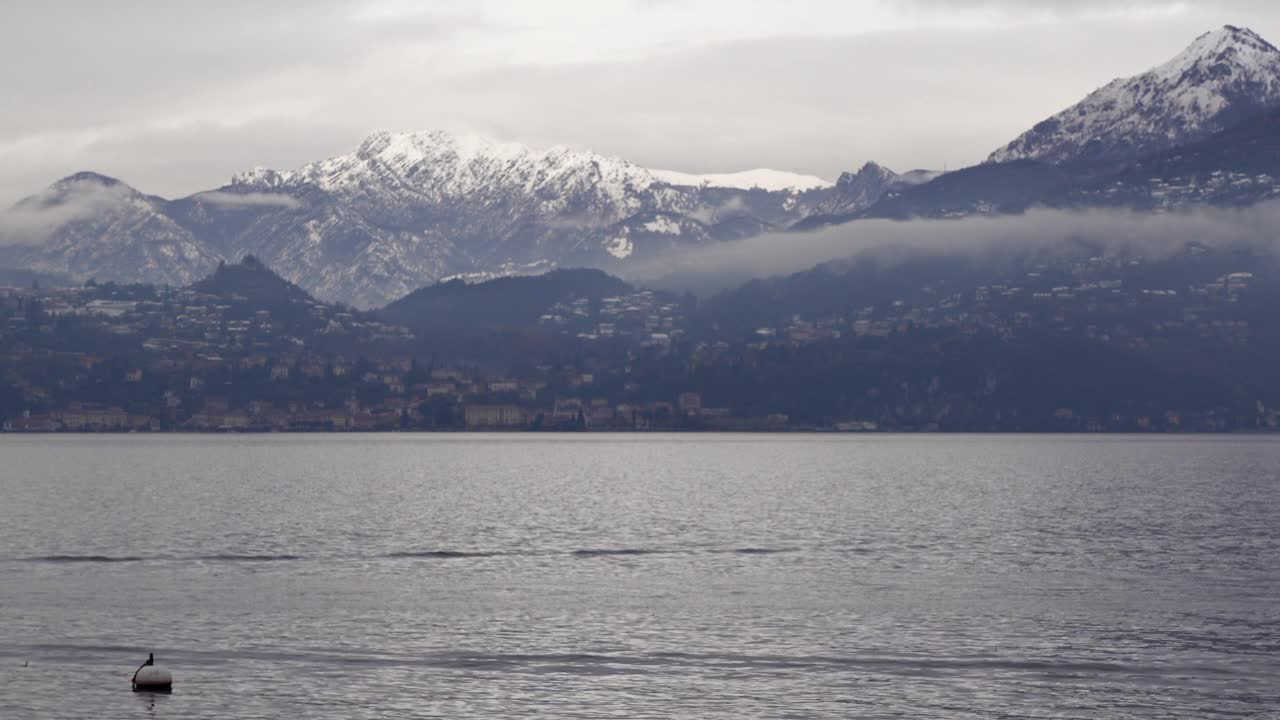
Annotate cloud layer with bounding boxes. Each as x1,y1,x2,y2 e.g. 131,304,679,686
633,203,1280,292
192,191,302,209
0,181,135,245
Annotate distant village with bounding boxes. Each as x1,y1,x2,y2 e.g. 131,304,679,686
1,249,1278,433
0,278,735,432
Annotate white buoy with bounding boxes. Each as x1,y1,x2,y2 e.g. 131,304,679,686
132,655,173,693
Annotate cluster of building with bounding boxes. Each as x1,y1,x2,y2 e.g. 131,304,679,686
0,283,411,356
541,289,687,349
1,251,1276,433
739,257,1262,354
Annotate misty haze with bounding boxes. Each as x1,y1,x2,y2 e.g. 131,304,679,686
1,2,1278,718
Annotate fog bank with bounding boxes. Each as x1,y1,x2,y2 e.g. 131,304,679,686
629,204,1280,293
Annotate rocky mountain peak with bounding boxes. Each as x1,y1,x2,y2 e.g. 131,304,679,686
230,168,288,188
837,162,895,186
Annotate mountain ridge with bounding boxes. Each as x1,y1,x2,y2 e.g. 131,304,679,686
0,130,878,307
380,267,632,332
4,25,1280,303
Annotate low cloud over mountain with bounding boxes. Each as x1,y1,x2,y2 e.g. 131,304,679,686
634,201,1280,293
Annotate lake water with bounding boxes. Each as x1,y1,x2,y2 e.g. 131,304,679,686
0,434,1277,718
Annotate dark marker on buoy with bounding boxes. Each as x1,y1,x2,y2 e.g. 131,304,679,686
131,653,173,693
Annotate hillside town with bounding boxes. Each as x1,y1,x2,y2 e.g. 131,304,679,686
1,248,1278,433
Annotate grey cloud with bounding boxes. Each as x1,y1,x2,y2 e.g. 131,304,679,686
192,190,302,209
901,1,1212,10
541,213,614,230
0,121,360,211
632,204,1280,292
0,181,132,245
903,1,1173,7
687,197,749,225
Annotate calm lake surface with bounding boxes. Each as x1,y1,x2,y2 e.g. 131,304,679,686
0,434,1277,718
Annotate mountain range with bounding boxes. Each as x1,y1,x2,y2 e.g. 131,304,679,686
0,132,858,307
3,25,1280,307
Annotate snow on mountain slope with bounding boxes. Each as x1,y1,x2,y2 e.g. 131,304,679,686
216,130,827,306
990,25,1280,165
235,130,661,216
650,168,832,192
1,131,841,307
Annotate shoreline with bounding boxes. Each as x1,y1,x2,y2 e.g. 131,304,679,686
4,428,1280,435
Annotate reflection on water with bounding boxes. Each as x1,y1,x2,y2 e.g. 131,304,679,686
134,690,167,715
0,434,1277,718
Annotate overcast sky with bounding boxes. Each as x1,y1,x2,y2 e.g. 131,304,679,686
1,0,1278,206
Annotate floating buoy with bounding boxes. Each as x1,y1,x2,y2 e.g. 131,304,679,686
131,654,173,693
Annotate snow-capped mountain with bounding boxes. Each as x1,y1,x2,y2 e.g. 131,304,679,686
990,25,1280,166
831,25,1280,222
233,130,663,212
0,131,838,307
854,101,1280,221
212,130,838,306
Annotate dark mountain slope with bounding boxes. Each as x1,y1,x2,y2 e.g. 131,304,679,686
380,268,632,333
